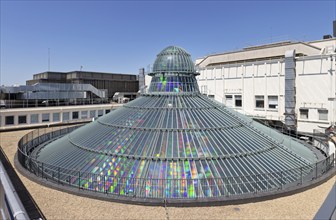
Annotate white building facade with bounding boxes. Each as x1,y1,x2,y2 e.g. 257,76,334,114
195,39,336,134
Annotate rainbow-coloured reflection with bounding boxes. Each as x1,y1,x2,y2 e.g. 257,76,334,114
73,154,226,198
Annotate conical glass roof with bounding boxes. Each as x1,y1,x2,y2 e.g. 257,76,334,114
31,46,319,201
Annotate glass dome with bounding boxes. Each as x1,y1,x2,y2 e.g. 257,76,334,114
151,46,196,74
149,46,199,93
20,46,322,203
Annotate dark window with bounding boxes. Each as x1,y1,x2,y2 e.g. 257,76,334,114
72,112,79,119
235,95,242,107
300,109,309,119
18,115,27,124
105,109,110,114
5,116,14,125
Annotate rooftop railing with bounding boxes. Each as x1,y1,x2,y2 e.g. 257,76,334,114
17,125,335,202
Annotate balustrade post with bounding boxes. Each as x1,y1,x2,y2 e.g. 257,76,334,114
41,162,44,179
223,177,226,196
58,167,60,184
36,162,39,177
198,179,201,198
253,174,256,193
78,171,81,189
280,171,283,189
118,177,120,195
103,175,106,193
300,167,303,185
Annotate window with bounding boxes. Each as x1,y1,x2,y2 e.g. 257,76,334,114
235,95,242,107
72,111,79,120
5,116,14,125
268,96,278,109
255,96,265,108
53,113,60,122
300,109,309,119
81,111,88,119
90,110,96,118
318,109,328,121
42,113,50,122
225,95,233,107
63,112,70,121
31,114,39,124
98,110,104,117
105,109,111,114
18,115,27,124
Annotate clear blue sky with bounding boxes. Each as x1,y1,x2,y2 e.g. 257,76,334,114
1,0,335,85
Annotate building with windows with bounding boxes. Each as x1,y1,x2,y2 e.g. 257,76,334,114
26,71,139,99
0,103,122,131
193,38,336,134
17,46,334,205
0,70,140,130
0,82,108,108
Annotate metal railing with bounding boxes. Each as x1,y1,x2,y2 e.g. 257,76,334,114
17,125,335,200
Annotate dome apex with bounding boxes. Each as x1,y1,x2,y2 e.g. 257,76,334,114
152,46,196,74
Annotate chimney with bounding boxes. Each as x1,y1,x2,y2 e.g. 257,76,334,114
333,20,336,38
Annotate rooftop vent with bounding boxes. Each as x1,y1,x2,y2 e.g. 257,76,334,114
323,35,332,39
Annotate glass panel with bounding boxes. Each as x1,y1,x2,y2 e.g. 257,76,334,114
53,113,60,122
90,110,96,118
255,96,264,108
63,112,70,121
42,113,50,122
30,114,39,124
81,111,88,119
268,96,278,109
318,109,328,121
225,95,233,107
